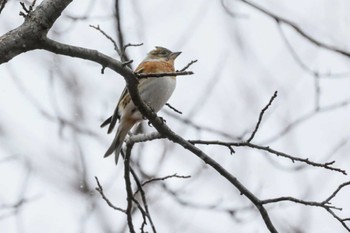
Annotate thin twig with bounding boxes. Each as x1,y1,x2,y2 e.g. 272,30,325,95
19,0,36,18
137,173,191,193
188,140,347,175
165,103,183,114
325,208,350,231
261,181,350,231
122,43,143,60
94,177,126,213
115,0,130,63
136,71,193,79
130,167,157,233
89,24,120,54
247,91,277,142
261,196,339,210
179,59,198,72
322,181,350,204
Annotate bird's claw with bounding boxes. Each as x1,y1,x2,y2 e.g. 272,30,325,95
159,117,166,124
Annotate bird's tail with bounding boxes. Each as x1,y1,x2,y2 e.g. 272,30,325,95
104,121,134,164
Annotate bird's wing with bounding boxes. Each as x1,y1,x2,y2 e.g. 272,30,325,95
105,86,129,134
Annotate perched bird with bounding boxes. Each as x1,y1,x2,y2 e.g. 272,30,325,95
101,46,181,164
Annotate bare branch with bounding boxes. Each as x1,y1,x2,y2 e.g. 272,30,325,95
0,0,74,64
261,181,350,231
19,1,37,18
326,208,350,231
136,71,194,79
122,43,143,59
89,24,120,54
114,0,130,64
179,59,198,72
129,167,157,233
165,103,183,114
261,196,339,210
247,91,278,142
139,173,191,190
0,0,8,14
124,143,136,233
94,177,126,213
323,181,350,204
188,140,347,175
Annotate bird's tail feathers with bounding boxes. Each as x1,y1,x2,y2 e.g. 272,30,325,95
100,116,112,128
104,121,134,165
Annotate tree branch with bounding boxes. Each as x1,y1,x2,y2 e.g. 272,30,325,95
189,140,347,175
0,0,8,14
94,176,126,213
0,0,74,64
136,71,193,79
261,181,350,231
247,91,277,142
124,143,136,233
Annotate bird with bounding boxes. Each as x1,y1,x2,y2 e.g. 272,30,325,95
101,46,181,164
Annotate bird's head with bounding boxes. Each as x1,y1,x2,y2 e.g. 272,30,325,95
145,46,181,62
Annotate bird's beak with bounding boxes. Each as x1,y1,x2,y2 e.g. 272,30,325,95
170,51,181,59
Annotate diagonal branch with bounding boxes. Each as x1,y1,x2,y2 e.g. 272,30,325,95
247,91,277,142
0,0,8,14
94,176,126,213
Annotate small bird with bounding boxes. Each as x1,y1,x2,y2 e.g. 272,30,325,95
101,46,181,164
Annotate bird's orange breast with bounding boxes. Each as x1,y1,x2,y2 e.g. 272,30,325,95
135,61,175,74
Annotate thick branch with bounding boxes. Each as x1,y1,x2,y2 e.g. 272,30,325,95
0,0,73,64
